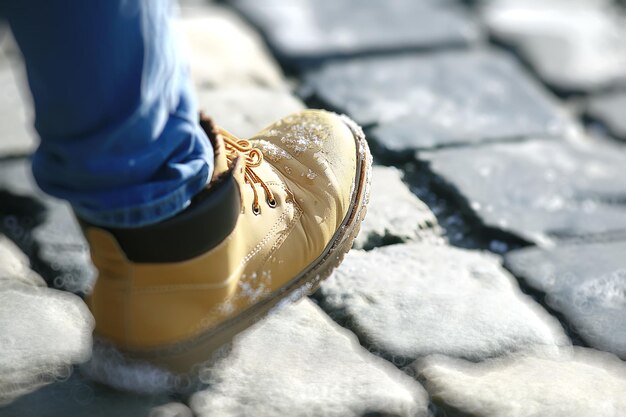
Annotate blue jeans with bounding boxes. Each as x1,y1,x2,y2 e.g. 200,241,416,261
0,0,214,228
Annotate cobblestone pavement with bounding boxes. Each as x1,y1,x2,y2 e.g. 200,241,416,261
1,1,625,416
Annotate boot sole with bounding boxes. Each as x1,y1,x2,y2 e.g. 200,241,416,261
83,114,372,389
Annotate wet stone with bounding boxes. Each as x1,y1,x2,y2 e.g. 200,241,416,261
505,241,626,359
482,0,626,93
0,63,38,156
229,0,482,69
418,137,626,245
0,158,95,294
354,166,442,249
585,91,626,141
415,347,626,417
319,243,569,365
301,50,570,156
174,5,286,89
196,88,305,138
0,373,172,417
191,298,428,417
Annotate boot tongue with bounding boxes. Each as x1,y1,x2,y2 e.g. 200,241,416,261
200,113,230,182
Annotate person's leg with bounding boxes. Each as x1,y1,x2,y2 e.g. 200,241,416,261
1,0,213,228
2,0,372,388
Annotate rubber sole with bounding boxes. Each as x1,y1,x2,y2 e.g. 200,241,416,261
82,114,372,392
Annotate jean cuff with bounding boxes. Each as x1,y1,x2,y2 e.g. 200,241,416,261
73,168,211,228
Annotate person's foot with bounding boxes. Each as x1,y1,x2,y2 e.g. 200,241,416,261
80,110,371,380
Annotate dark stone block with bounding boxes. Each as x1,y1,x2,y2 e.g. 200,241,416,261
417,137,626,245
301,49,571,157
505,241,626,358
230,0,482,69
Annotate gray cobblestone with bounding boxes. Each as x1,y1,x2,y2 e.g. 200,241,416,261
0,277,93,406
415,347,626,417
196,88,304,137
2,0,626,414
319,243,569,365
231,0,482,69
174,5,287,89
354,166,442,249
482,0,626,93
505,241,626,359
0,158,95,294
191,298,428,417
418,137,626,245
302,49,572,156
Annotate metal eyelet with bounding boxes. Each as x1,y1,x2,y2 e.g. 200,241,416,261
252,204,261,215
267,198,277,208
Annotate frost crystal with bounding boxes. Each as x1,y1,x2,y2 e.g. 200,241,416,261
256,140,292,162
258,114,329,155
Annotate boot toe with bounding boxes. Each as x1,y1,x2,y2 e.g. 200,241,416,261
251,109,361,226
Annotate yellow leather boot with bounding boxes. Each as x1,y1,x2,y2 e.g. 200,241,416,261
80,110,371,384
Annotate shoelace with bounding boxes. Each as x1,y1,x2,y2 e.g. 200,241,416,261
220,128,276,215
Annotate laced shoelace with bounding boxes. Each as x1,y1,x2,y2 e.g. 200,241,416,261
220,128,276,215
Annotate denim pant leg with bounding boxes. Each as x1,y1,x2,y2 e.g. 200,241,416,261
1,0,214,228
